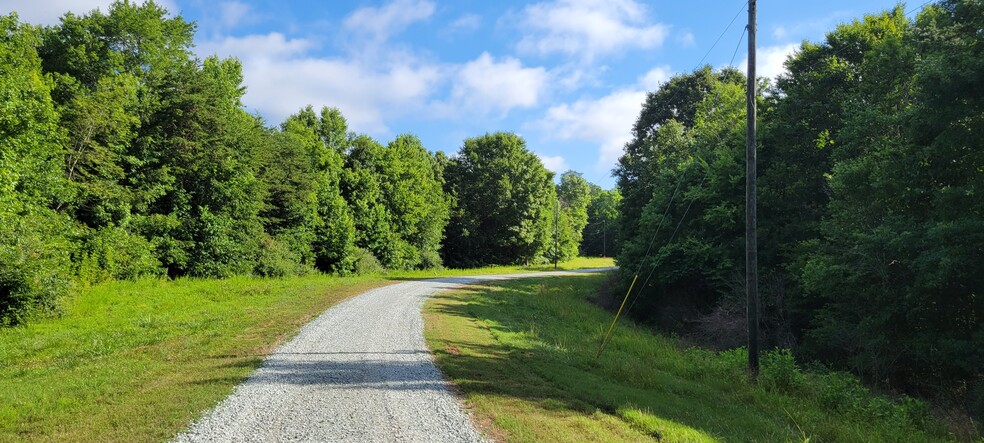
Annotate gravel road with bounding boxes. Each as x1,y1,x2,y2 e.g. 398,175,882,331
174,268,613,443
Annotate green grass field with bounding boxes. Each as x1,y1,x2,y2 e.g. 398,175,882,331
0,257,613,443
424,272,955,442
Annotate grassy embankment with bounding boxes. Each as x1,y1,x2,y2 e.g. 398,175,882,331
424,272,956,442
0,257,613,443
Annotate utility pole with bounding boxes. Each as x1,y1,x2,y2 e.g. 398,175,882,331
746,0,760,378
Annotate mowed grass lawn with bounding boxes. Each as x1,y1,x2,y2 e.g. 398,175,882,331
0,257,613,443
424,273,954,443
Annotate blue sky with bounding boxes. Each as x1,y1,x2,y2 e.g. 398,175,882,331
9,0,919,188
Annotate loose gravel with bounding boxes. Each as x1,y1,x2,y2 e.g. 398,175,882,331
173,269,613,443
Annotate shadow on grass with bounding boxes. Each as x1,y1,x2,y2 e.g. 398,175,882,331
424,274,797,442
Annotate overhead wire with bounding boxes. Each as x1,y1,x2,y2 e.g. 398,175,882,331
694,1,750,70
596,0,750,359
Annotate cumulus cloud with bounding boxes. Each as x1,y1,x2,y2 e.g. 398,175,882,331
197,33,442,133
218,1,252,29
539,89,645,168
3,0,176,25
535,65,672,170
517,0,669,62
739,43,800,79
343,0,435,43
538,154,569,173
451,52,549,115
638,65,672,90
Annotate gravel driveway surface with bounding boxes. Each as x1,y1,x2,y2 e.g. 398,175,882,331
174,268,613,443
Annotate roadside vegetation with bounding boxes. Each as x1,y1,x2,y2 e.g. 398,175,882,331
0,257,613,443
425,273,958,442
615,2,982,428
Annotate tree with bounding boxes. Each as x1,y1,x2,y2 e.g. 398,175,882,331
799,2,983,394
341,134,396,268
581,186,621,257
278,106,355,274
613,67,751,327
378,134,449,269
550,171,591,262
443,132,555,267
0,14,73,324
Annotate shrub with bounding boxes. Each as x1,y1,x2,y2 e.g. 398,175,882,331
0,213,74,325
255,235,311,278
418,249,444,270
352,248,385,275
761,348,807,393
73,225,162,285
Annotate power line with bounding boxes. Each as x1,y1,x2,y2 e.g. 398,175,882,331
730,26,748,68
695,1,750,70
597,0,753,359
622,170,709,323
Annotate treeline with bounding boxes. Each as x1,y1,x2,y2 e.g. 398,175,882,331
616,1,982,417
0,1,609,325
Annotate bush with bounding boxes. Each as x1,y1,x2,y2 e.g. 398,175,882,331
352,248,385,275
418,249,443,270
0,213,74,325
73,225,162,285
254,235,311,278
760,348,807,393
187,207,261,278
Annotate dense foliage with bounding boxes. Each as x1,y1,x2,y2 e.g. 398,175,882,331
0,2,608,325
442,132,556,267
615,2,983,421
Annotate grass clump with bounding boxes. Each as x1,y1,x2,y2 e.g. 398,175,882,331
424,273,955,442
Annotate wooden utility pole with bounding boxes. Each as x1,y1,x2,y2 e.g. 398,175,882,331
746,0,760,378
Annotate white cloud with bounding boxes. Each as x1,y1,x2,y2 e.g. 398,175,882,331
538,154,569,173
3,0,176,25
517,0,669,62
448,14,481,32
218,1,252,29
535,64,673,171
638,65,672,91
198,33,442,133
343,0,435,43
451,52,549,115
538,89,646,168
198,33,313,59
739,43,800,79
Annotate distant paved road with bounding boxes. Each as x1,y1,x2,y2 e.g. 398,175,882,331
174,268,614,443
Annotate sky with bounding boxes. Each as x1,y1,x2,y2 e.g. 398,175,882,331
6,0,923,188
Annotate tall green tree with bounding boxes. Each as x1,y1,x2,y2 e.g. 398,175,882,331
800,2,983,394
443,132,555,267
0,14,73,324
377,134,449,269
278,106,355,274
581,186,621,257
549,171,591,262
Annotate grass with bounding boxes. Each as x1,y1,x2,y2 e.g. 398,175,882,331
423,272,955,443
0,257,613,443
